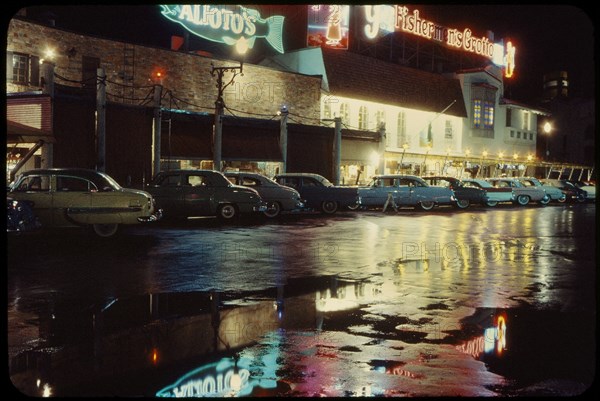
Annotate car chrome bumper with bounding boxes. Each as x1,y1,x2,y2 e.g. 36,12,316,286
138,209,163,223
254,202,268,212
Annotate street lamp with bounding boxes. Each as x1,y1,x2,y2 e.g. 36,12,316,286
211,55,245,171
543,121,552,160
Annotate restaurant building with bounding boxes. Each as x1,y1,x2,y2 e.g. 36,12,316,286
7,5,577,187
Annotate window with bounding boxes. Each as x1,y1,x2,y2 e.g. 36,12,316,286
510,130,515,138
15,175,50,192
483,102,494,128
506,108,512,127
473,100,482,127
187,175,207,186
57,176,94,192
358,106,369,130
444,120,453,139
339,103,349,124
323,101,331,120
375,110,386,130
396,111,407,147
242,177,260,186
471,83,496,135
517,132,521,139
302,177,319,187
522,111,530,131
530,133,534,140
157,174,181,187
7,52,39,85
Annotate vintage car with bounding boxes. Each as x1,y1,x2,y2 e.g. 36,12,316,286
272,173,359,214
146,169,267,220
357,175,456,211
541,179,587,203
518,177,567,203
486,177,550,206
421,176,488,209
461,178,514,207
7,168,160,237
568,180,596,202
224,171,305,218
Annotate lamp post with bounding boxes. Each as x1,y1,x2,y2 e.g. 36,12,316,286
543,121,552,160
211,60,244,171
399,143,408,172
422,144,432,174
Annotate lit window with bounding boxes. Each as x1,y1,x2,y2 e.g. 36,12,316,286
473,99,482,128
483,101,494,128
396,111,407,147
10,53,29,84
323,101,331,120
358,106,369,130
339,103,349,124
444,120,453,139
375,110,386,130
522,111,530,131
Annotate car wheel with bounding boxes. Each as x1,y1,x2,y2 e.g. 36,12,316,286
455,199,470,209
557,196,567,203
321,200,338,214
347,203,360,211
92,223,120,238
419,200,435,211
485,200,498,207
539,196,550,205
218,204,237,220
576,194,586,203
263,202,281,218
516,195,530,206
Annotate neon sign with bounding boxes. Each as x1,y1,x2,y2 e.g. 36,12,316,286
160,5,285,54
504,41,516,78
363,5,495,59
307,5,350,50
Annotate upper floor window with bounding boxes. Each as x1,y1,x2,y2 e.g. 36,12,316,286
522,111,530,131
471,83,496,133
7,52,39,86
444,120,453,139
358,106,369,130
396,111,407,147
506,108,512,127
375,110,386,130
323,100,332,120
339,103,349,125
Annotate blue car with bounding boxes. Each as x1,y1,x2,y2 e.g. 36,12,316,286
358,175,456,211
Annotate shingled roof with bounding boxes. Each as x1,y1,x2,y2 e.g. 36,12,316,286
321,49,468,118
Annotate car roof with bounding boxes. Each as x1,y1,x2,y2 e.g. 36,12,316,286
372,174,423,180
274,173,324,179
157,169,220,174
17,168,115,187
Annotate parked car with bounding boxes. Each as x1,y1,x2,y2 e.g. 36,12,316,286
567,180,596,202
420,176,488,209
272,173,359,214
6,197,41,233
518,177,567,203
224,171,305,218
541,179,587,203
486,177,550,206
461,178,514,207
146,169,267,221
7,168,160,237
357,175,456,211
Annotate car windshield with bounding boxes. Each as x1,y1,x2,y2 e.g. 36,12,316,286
317,176,334,187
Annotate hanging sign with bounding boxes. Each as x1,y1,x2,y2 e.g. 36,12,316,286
160,5,285,54
307,5,350,50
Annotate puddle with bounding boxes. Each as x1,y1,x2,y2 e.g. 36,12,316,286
9,275,595,397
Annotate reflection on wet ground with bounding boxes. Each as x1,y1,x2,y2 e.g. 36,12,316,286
7,205,596,396
9,275,594,397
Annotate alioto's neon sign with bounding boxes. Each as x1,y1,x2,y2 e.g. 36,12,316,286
363,5,495,59
160,5,285,54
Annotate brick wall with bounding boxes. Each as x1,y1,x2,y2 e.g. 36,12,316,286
7,18,321,124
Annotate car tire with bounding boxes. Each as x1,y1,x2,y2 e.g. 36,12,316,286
217,204,238,220
418,201,435,211
92,223,120,238
347,203,360,211
485,200,498,207
321,200,338,214
516,195,530,206
263,202,281,218
455,199,470,209
557,196,567,203
539,196,550,205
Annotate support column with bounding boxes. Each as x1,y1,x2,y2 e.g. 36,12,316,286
333,117,342,185
95,68,106,172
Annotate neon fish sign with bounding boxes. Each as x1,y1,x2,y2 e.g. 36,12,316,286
160,5,285,54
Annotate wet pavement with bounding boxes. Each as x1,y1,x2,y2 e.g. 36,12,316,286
6,203,596,396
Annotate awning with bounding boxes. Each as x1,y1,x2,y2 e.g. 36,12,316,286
7,120,55,143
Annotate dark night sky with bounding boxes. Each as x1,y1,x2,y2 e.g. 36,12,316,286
7,3,596,104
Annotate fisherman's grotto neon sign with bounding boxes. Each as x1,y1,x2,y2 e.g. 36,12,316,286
160,5,285,54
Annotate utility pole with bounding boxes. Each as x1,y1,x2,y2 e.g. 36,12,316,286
40,61,54,170
152,85,163,177
96,67,106,172
211,62,243,172
279,105,288,174
378,123,386,175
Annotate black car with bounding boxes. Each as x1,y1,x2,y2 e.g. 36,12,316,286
273,173,359,214
6,197,41,233
541,179,587,203
421,176,488,209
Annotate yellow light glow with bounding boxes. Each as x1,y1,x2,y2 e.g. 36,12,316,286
543,122,552,134
527,154,533,162
513,153,518,160
44,48,55,59
482,150,488,158
498,152,504,159
236,37,249,55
